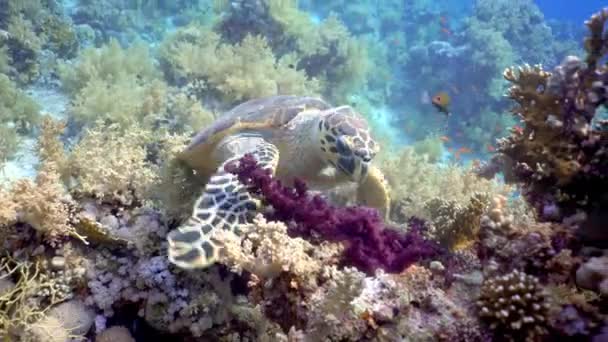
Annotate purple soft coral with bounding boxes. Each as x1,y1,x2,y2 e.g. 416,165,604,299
225,154,441,275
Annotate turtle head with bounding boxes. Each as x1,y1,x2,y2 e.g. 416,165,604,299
316,106,379,182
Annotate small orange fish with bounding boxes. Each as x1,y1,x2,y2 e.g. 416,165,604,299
431,92,451,116
441,27,452,36
486,144,496,152
439,135,450,142
447,147,454,152
458,147,472,154
454,151,461,160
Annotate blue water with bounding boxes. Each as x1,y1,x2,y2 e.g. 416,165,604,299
535,0,607,23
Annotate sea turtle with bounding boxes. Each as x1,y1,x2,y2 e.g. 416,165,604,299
167,95,391,269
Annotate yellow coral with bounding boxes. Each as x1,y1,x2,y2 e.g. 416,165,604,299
67,122,159,204
70,76,168,128
10,164,84,243
160,26,320,102
37,117,67,178
0,188,18,227
381,147,511,221
58,39,159,95
0,118,85,244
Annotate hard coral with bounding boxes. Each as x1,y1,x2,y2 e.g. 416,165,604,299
494,8,608,238
226,154,441,275
477,270,550,341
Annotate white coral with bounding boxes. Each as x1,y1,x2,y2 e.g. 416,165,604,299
218,214,321,279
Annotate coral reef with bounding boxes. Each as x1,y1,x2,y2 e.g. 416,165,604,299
486,8,608,244
576,255,608,296
1,2,608,341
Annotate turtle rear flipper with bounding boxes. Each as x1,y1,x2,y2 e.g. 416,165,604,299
167,140,279,269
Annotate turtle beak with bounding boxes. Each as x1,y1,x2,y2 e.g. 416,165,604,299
337,156,368,182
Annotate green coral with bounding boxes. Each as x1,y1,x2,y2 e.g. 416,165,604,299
70,76,168,128
0,74,41,133
59,38,216,131
58,39,159,96
0,46,9,74
0,126,21,166
411,135,445,164
40,15,78,58
159,25,320,103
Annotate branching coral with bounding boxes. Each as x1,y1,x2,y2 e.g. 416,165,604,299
424,192,489,251
0,256,75,341
59,39,170,128
382,147,511,222
58,39,159,96
226,154,441,275
9,164,84,245
213,1,370,103
159,25,320,103
67,122,160,204
490,8,608,239
477,270,551,341
0,73,41,133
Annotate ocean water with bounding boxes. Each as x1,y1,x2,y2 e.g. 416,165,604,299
0,1,607,341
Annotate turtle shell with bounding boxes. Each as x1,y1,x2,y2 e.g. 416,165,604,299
179,95,330,174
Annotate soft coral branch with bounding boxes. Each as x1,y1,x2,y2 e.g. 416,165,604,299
225,154,441,275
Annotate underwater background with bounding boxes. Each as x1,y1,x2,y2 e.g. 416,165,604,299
0,0,607,341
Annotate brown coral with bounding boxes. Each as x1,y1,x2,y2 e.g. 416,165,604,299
424,192,489,251
477,270,550,340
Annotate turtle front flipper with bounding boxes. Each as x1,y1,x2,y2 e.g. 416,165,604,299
356,165,391,220
167,141,280,269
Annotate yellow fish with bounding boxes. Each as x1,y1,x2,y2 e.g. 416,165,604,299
432,91,451,116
